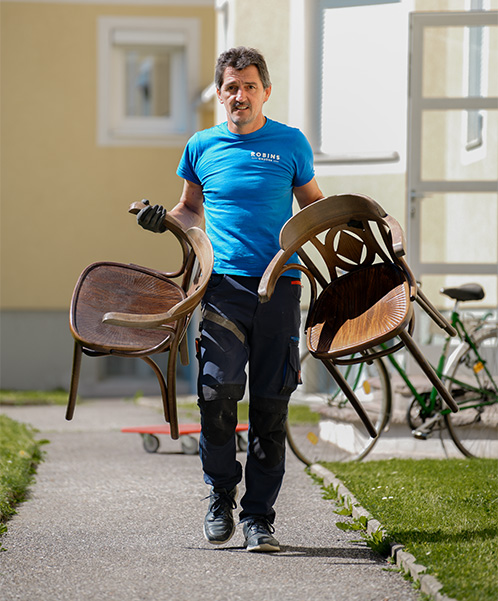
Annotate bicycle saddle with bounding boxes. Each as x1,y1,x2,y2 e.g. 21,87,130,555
440,283,485,302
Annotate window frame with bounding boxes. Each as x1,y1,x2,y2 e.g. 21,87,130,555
461,0,490,162
97,16,200,147
290,0,408,173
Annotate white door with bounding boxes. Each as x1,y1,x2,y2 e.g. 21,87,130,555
407,11,498,315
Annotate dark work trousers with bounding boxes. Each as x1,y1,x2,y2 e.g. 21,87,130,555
197,274,302,524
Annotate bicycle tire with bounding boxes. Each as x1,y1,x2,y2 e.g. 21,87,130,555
444,327,498,458
286,354,392,465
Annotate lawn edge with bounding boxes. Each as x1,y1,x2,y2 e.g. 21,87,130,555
311,464,458,601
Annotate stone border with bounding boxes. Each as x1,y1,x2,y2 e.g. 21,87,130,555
311,464,457,601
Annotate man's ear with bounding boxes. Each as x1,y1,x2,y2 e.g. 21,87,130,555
263,85,272,103
216,87,223,104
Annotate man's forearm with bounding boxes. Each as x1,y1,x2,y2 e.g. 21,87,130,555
169,179,205,229
169,201,204,230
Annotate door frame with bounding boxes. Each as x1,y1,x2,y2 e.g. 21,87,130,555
407,10,498,279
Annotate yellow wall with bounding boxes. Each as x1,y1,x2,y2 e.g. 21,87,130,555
0,2,215,310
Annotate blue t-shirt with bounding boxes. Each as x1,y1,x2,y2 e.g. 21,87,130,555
176,118,315,277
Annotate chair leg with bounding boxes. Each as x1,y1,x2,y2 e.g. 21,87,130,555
321,359,378,438
415,288,457,337
66,341,83,421
140,356,171,426
166,343,180,440
399,330,459,413
179,334,189,366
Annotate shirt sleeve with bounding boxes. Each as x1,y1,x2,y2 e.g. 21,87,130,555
292,130,315,188
176,134,202,186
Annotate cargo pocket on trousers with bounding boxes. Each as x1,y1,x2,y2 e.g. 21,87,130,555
280,336,302,396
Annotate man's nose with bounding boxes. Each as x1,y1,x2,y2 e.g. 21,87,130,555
235,87,246,102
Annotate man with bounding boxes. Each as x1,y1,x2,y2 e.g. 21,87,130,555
138,47,323,552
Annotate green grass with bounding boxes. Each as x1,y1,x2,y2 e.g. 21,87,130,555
176,401,314,426
0,389,68,406
0,415,48,549
323,458,498,601
177,401,318,425
238,401,249,422
288,403,321,424
169,400,250,423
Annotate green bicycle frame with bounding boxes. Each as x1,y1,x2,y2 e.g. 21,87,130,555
331,309,496,417
383,309,496,416
328,306,496,418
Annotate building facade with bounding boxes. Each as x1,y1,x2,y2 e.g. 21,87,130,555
1,0,496,395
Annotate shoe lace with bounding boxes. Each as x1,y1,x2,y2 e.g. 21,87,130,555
245,518,275,535
204,489,237,517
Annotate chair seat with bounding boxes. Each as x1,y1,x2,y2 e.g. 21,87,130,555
71,263,185,353
307,263,411,358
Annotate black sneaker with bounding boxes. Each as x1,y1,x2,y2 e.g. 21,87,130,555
242,517,280,552
203,487,237,545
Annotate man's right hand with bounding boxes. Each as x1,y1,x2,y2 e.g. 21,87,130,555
137,200,167,233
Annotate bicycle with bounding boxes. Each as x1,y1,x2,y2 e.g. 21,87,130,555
286,282,498,465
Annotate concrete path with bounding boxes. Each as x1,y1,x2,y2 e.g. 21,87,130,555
0,398,421,601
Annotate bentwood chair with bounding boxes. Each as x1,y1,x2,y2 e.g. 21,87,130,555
259,194,458,438
66,201,214,439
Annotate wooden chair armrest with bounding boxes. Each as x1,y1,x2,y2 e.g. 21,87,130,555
259,253,317,302
259,255,317,308
258,250,288,302
384,215,407,258
102,289,202,329
103,307,188,329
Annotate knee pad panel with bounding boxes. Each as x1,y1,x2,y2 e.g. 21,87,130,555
248,399,288,468
198,398,239,446
199,381,245,403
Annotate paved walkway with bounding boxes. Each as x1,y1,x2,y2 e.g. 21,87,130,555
0,398,421,601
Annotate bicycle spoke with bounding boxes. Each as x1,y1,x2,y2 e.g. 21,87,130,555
445,328,498,458
286,357,391,464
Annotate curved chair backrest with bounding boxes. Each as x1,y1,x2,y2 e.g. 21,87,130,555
260,194,414,303
280,193,388,250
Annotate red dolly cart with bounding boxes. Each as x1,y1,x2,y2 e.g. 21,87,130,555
122,423,249,455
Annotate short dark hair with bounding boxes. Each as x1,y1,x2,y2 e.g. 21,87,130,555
215,46,271,90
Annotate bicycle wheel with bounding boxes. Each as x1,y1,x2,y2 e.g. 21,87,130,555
286,354,392,465
444,327,498,458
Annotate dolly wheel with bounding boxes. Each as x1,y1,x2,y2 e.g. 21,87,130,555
142,433,160,453
181,435,199,455
237,431,248,452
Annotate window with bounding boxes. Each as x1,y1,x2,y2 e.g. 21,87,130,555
97,17,200,147
466,21,485,150
464,0,489,153
319,0,409,169
290,0,410,173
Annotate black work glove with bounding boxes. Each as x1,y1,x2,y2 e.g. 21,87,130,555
137,199,167,233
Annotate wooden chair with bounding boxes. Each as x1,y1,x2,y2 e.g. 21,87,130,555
66,201,214,439
259,193,458,438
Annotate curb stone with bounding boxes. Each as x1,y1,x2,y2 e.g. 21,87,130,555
311,464,458,601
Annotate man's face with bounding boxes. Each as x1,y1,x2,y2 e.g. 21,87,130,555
216,65,271,135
